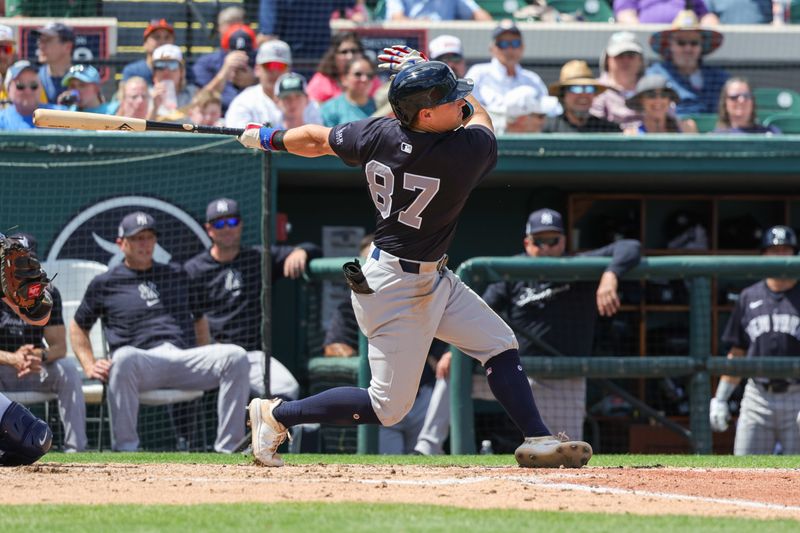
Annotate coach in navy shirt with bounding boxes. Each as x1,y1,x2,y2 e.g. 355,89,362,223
70,212,250,452
185,198,321,400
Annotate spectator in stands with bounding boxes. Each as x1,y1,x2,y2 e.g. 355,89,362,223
623,75,698,134
150,44,197,122
274,73,322,128
0,24,16,102
185,198,318,400
258,1,367,70
705,0,775,24
482,209,641,440
591,31,645,130
121,19,175,85
70,211,250,453
614,0,719,25
324,234,440,454
306,32,381,104
714,77,781,134
386,0,493,20
0,233,87,453
224,40,290,128
543,60,620,133
646,10,729,116
466,21,557,116
499,85,547,134
32,22,75,104
321,56,377,127
0,61,60,131
193,21,258,113
188,90,224,127
58,65,114,114
428,34,467,77
113,76,152,119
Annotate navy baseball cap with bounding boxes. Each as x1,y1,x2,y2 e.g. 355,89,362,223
206,198,240,222
118,211,157,238
32,22,75,43
526,208,564,235
9,232,38,255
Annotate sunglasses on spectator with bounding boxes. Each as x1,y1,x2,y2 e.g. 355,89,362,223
495,39,522,50
211,217,241,229
642,89,670,99
15,82,39,91
351,71,375,80
726,92,752,102
153,60,180,71
532,236,561,247
0,44,12,55
262,61,288,72
565,85,597,95
337,47,361,56
674,39,701,47
437,53,464,63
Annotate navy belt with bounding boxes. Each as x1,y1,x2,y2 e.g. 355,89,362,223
371,247,447,274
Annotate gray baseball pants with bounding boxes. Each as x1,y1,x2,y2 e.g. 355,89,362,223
379,383,434,454
414,377,450,455
107,342,249,453
734,380,800,455
0,359,87,452
246,351,300,400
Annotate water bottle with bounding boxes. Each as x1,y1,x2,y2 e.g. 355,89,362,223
479,439,494,455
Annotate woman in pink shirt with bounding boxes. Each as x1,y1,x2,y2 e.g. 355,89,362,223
306,31,381,104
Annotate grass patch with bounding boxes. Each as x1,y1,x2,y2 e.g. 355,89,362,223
1,503,797,532
41,451,800,469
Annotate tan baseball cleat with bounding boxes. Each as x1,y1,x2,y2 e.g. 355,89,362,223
514,434,592,468
248,398,289,467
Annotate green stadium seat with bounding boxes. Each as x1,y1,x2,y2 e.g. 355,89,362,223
762,114,800,134
753,88,800,120
479,0,520,20
683,113,719,133
547,0,615,22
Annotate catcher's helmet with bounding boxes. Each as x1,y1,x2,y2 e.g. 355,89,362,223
761,225,798,250
388,61,473,126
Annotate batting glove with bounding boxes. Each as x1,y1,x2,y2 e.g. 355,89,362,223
238,123,278,151
377,45,428,73
709,398,731,432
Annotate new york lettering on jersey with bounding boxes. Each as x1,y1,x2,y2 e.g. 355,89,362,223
723,281,800,357
329,117,497,261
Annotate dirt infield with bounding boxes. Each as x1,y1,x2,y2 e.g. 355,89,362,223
4,463,800,520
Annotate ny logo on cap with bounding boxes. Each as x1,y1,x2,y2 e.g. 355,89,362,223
775,227,787,239
540,212,554,225
216,200,229,213
17,236,30,248
136,213,149,226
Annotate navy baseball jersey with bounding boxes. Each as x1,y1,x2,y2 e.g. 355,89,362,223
0,287,63,352
184,244,322,351
722,281,800,357
482,240,641,357
329,117,498,261
73,262,197,353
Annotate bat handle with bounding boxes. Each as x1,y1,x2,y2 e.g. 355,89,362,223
192,125,245,136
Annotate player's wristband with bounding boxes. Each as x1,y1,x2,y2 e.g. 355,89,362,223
714,379,736,402
259,127,288,152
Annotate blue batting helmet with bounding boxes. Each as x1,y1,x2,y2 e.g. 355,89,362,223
388,61,473,127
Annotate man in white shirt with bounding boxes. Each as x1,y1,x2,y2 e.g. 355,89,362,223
465,21,560,117
225,40,319,128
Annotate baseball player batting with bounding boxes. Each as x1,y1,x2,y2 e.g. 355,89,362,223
711,225,800,454
239,46,592,468
0,233,54,466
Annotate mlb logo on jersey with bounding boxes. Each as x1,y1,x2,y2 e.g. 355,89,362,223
401,142,412,154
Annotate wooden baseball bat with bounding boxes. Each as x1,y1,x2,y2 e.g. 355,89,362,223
33,109,245,136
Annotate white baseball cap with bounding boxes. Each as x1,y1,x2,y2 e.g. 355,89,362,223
505,86,546,119
0,24,14,43
256,40,292,65
152,43,183,63
429,35,463,60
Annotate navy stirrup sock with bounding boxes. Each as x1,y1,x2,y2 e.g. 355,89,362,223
273,386,381,427
485,349,550,437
